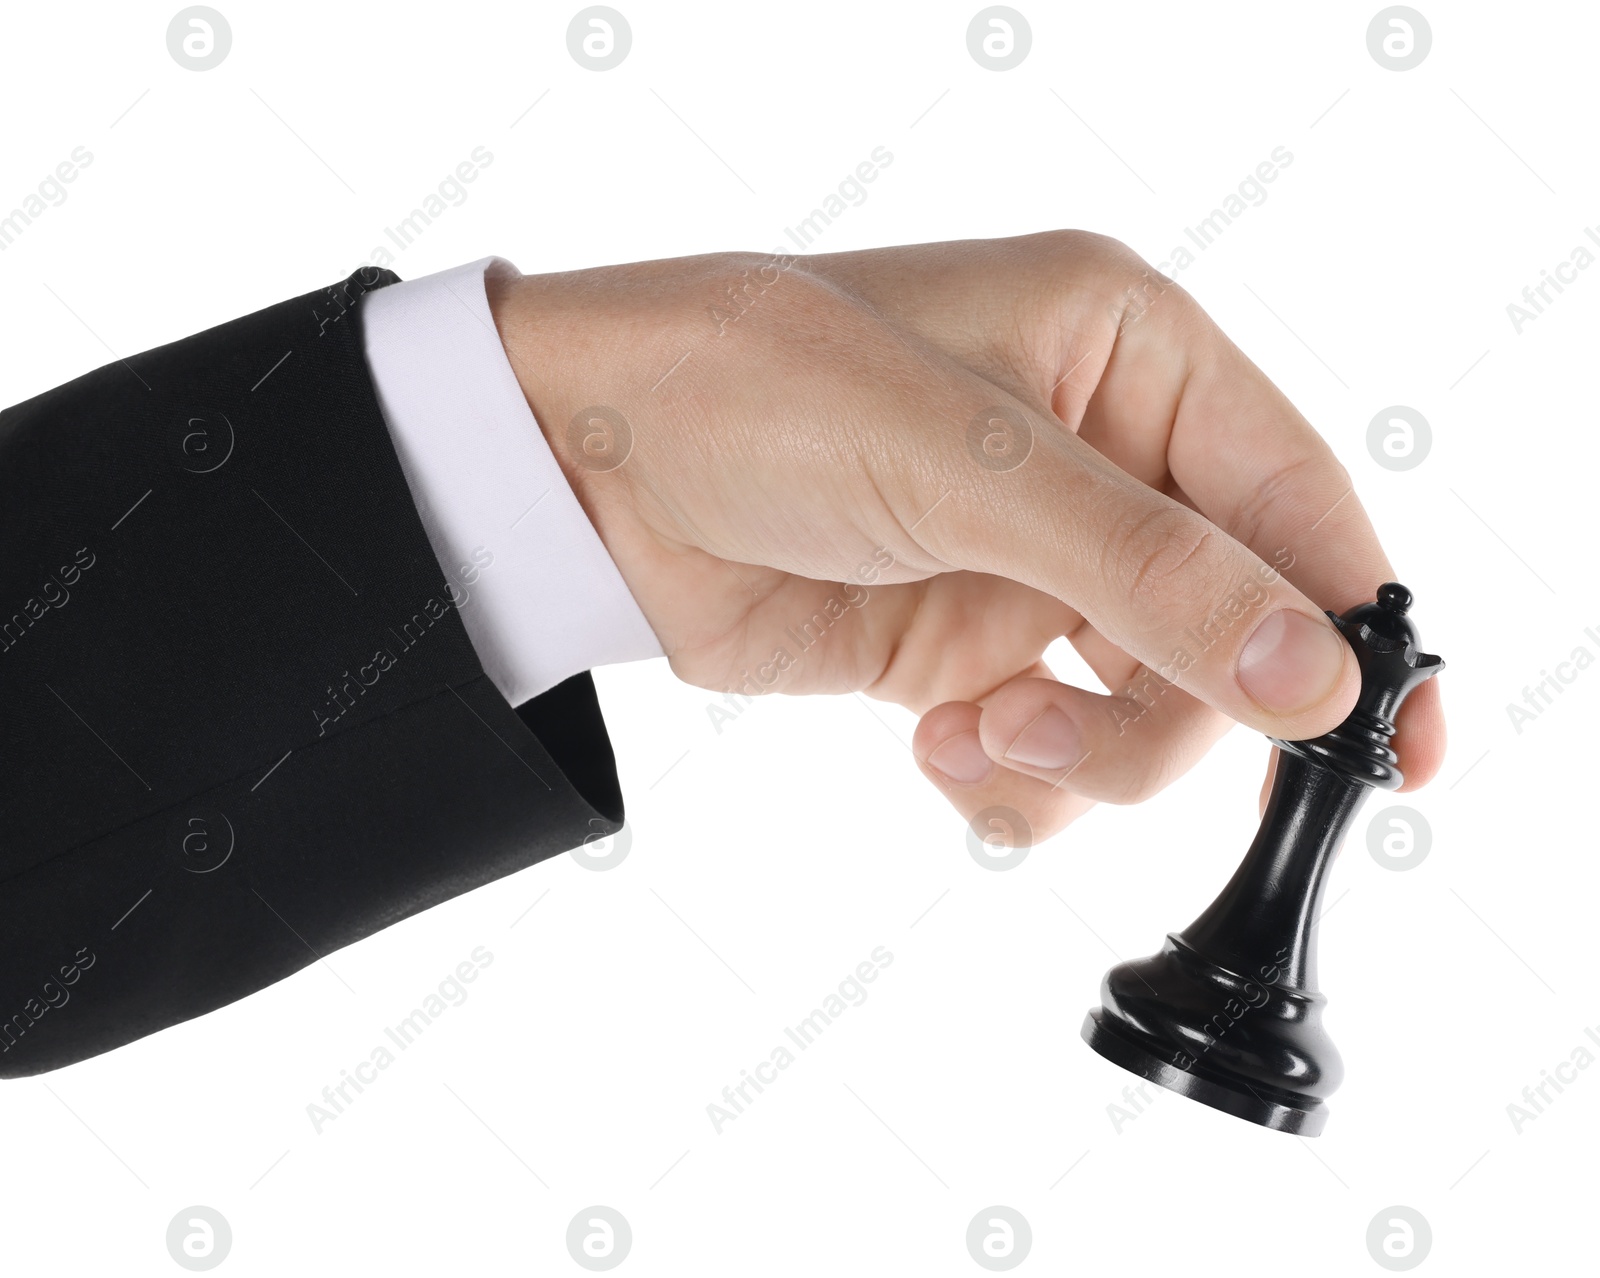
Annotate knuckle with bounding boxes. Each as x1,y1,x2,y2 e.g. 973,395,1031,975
1018,230,1202,353
1133,275,1209,347
1159,277,1207,326
1227,453,1351,556
1034,227,1136,264
1099,504,1220,606
1023,229,1147,297
1227,454,1313,553
1108,751,1178,805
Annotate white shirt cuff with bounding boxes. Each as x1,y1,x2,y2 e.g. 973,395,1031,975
359,256,663,707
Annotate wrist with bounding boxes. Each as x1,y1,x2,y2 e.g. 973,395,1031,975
484,266,623,536
484,261,697,651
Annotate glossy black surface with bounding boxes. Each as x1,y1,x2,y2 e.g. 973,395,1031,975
1081,583,1444,1135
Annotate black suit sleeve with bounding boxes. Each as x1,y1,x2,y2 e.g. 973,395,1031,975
0,268,624,1076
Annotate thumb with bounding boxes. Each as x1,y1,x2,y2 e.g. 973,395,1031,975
913,422,1359,742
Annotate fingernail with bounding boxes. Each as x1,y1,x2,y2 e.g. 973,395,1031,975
1238,609,1349,713
1003,705,1083,771
926,731,993,785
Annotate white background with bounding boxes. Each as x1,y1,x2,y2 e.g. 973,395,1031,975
1,1,1593,1273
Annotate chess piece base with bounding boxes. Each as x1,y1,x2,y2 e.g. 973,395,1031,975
1081,1008,1327,1136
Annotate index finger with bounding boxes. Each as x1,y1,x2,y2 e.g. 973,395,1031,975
1068,254,1447,787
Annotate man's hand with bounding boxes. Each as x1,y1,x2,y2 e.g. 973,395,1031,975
485,231,1446,843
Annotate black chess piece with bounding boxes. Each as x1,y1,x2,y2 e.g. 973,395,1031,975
1080,583,1443,1136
